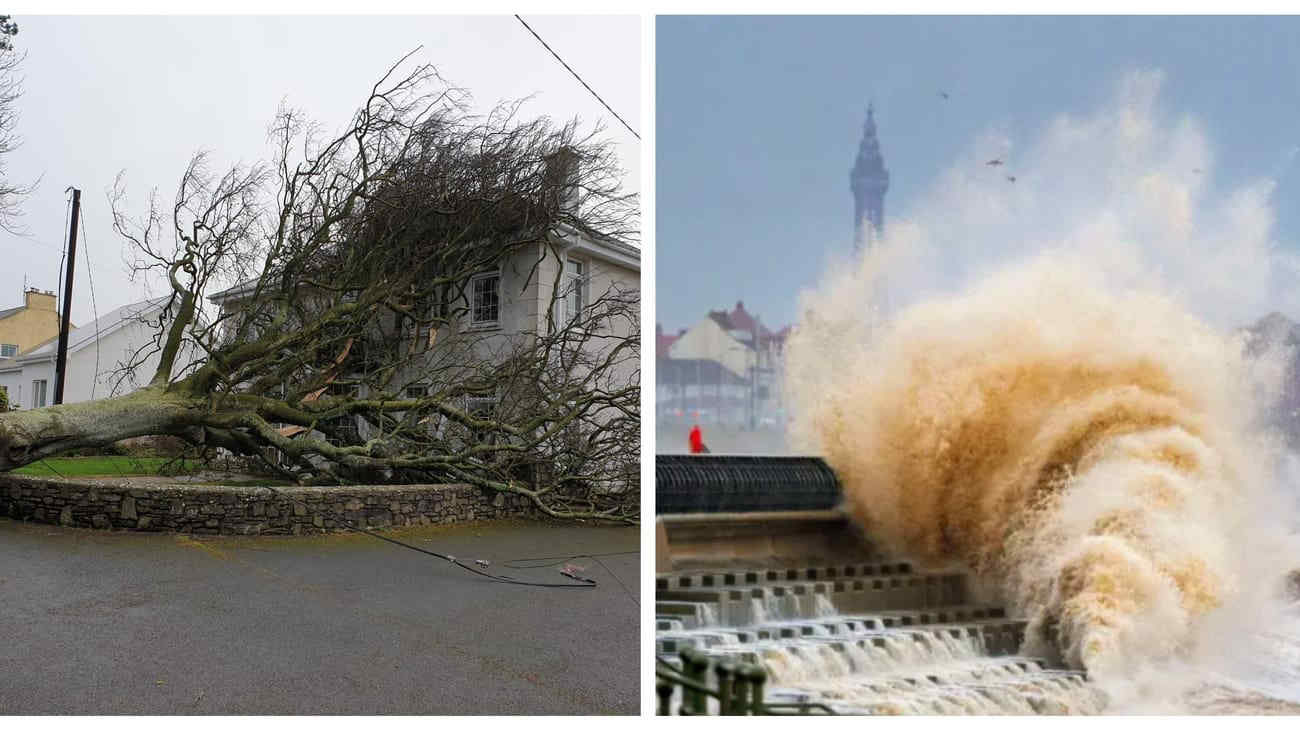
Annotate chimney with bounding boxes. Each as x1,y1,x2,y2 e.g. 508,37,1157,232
24,288,55,312
544,146,580,214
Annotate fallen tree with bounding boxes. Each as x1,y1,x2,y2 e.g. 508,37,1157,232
0,52,640,523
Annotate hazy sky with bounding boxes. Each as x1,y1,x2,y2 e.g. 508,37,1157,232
0,14,639,325
656,15,1300,332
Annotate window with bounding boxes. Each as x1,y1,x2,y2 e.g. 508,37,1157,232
469,272,500,326
0,343,16,358
466,395,499,445
32,379,47,408
404,384,428,399
562,259,587,323
466,396,497,416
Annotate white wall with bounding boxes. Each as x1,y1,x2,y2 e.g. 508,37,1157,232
0,306,199,408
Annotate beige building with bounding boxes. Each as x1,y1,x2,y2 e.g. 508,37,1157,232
0,289,63,359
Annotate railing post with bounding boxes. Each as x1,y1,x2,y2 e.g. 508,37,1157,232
715,661,735,715
681,647,710,716
656,678,674,715
732,665,752,715
739,663,766,715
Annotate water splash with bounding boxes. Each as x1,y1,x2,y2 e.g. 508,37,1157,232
785,70,1300,710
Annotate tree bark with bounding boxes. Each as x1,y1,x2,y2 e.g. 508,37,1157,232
0,387,203,471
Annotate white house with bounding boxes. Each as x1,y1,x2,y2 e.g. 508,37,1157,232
202,228,639,458
208,228,641,397
0,295,197,409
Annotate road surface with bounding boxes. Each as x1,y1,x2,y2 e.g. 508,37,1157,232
0,517,639,714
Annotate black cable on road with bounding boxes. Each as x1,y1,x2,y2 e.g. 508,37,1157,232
513,14,640,140
255,485,606,589
593,554,639,607
500,549,639,569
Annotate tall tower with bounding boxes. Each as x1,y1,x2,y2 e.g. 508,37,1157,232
849,103,889,252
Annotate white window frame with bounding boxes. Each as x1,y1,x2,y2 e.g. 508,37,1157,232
561,257,588,325
467,269,502,328
32,379,47,408
0,343,16,358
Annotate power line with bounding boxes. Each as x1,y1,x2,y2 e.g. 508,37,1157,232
78,208,101,399
56,192,70,331
254,485,602,590
512,15,640,141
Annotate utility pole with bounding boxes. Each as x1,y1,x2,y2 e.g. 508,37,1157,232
54,188,80,405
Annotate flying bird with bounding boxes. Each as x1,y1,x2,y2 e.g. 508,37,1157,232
1192,168,1203,174
986,158,1004,167
1006,175,1017,183
939,91,950,100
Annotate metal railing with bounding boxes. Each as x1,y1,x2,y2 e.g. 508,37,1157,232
656,454,841,514
655,648,837,716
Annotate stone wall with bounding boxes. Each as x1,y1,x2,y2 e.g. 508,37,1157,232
0,475,538,535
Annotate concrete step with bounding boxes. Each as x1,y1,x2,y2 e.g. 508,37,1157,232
655,559,916,590
657,618,1029,662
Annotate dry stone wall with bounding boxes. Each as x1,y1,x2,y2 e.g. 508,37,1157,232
0,475,537,535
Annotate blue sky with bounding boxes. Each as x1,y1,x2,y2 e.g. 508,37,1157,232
656,15,1300,332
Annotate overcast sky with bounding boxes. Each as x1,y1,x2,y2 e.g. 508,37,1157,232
0,14,640,325
657,16,1300,331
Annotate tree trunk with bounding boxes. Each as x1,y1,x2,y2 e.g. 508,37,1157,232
0,387,203,471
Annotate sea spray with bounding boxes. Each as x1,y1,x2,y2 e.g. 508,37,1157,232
780,67,1300,708
787,252,1300,702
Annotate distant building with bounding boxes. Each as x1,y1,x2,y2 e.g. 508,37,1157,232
656,106,888,429
850,103,889,252
657,301,788,428
0,288,62,359
0,296,196,408
1242,311,1300,446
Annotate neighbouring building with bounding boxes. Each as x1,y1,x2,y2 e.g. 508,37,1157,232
0,288,63,360
0,295,197,409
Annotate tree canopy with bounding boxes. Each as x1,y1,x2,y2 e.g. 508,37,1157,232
0,52,640,523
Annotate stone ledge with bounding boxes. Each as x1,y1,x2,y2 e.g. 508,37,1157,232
0,474,537,535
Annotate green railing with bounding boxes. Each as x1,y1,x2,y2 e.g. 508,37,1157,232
655,648,837,716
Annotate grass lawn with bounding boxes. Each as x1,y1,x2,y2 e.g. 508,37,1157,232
12,456,200,478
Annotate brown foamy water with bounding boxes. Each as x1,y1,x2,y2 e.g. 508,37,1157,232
787,256,1300,708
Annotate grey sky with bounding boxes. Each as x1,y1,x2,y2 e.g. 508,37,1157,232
0,14,640,325
656,15,1300,332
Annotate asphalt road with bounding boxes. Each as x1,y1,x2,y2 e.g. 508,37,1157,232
0,518,639,715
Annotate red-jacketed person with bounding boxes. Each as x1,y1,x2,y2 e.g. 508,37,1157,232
689,424,710,454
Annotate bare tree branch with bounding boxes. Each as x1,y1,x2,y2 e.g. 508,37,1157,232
0,53,640,524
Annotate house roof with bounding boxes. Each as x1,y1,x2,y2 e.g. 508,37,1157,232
655,323,685,357
15,295,172,364
207,277,260,304
0,303,22,322
211,225,639,306
703,301,794,348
